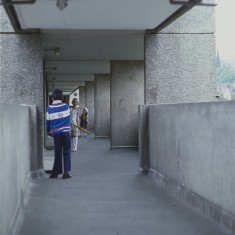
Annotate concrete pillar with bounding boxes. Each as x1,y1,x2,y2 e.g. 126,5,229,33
145,6,216,104
95,74,110,137
0,7,43,235
79,86,86,110
142,5,216,171
85,81,95,130
0,10,43,170
111,61,144,148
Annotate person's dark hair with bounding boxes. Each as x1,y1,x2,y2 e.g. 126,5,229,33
52,89,63,100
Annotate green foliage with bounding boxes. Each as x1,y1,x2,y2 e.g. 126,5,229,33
216,64,235,84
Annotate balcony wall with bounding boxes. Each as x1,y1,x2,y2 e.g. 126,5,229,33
139,101,235,233
0,103,37,235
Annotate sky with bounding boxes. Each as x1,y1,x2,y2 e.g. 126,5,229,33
215,0,235,64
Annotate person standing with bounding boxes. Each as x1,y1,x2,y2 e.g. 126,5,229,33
80,107,88,137
46,89,72,179
70,98,80,151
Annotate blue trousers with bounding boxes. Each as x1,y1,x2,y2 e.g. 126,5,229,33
52,132,71,175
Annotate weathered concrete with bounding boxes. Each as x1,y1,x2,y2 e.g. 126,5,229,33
95,74,110,137
140,101,235,233
110,61,144,147
145,5,216,104
138,105,149,171
85,81,95,130
0,103,37,235
0,7,14,32
0,30,43,168
18,137,230,235
79,86,86,110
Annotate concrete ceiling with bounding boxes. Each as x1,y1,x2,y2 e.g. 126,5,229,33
13,0,182,93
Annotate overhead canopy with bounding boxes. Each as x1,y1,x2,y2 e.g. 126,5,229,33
11,0,183,93
15,0,181,30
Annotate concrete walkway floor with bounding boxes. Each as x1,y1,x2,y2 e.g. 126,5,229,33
18,136,232,235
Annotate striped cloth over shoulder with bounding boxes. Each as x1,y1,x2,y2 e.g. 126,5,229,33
46,100,71,136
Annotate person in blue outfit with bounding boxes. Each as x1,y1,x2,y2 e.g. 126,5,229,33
46,89,72,179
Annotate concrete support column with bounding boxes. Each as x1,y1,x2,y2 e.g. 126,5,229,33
0,21,43,170
95,74,110,137
111,61,144,148
85,81,95,130
142,6,216,171
79,86,86,110
0,7,43,235
145,6,216,104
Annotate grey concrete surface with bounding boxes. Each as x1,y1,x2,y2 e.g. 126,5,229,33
0,30,44,168
95,74,111,137
110,61,144,147
138,105,149,171
18,136,231,235
161,1,215,34
145,3,216,104
0,103,37,235
79,86,86,111
85,81,95,130
141,101,235,233
0,7,14,32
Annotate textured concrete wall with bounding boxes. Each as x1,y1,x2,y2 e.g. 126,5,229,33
0,7,14,32
111,61,144,147
79,86,86,110
146,101,235,233
0,103,37,235
95,74,110,137
85,81,95,130
0,33,43,168
145,5,216,104
138,105,149,171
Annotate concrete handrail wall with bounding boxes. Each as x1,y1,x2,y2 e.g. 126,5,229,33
0,103,37,235
139,101,235,233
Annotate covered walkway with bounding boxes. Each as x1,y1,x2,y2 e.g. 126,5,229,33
18,136,230,235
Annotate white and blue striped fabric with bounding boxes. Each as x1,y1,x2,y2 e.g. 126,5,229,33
46,100,71,136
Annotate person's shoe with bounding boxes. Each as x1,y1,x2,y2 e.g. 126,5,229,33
49,173,58,179
62,172,72,179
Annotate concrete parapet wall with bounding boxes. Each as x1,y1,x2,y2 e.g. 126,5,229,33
0,103,37,235
139,101,235,233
